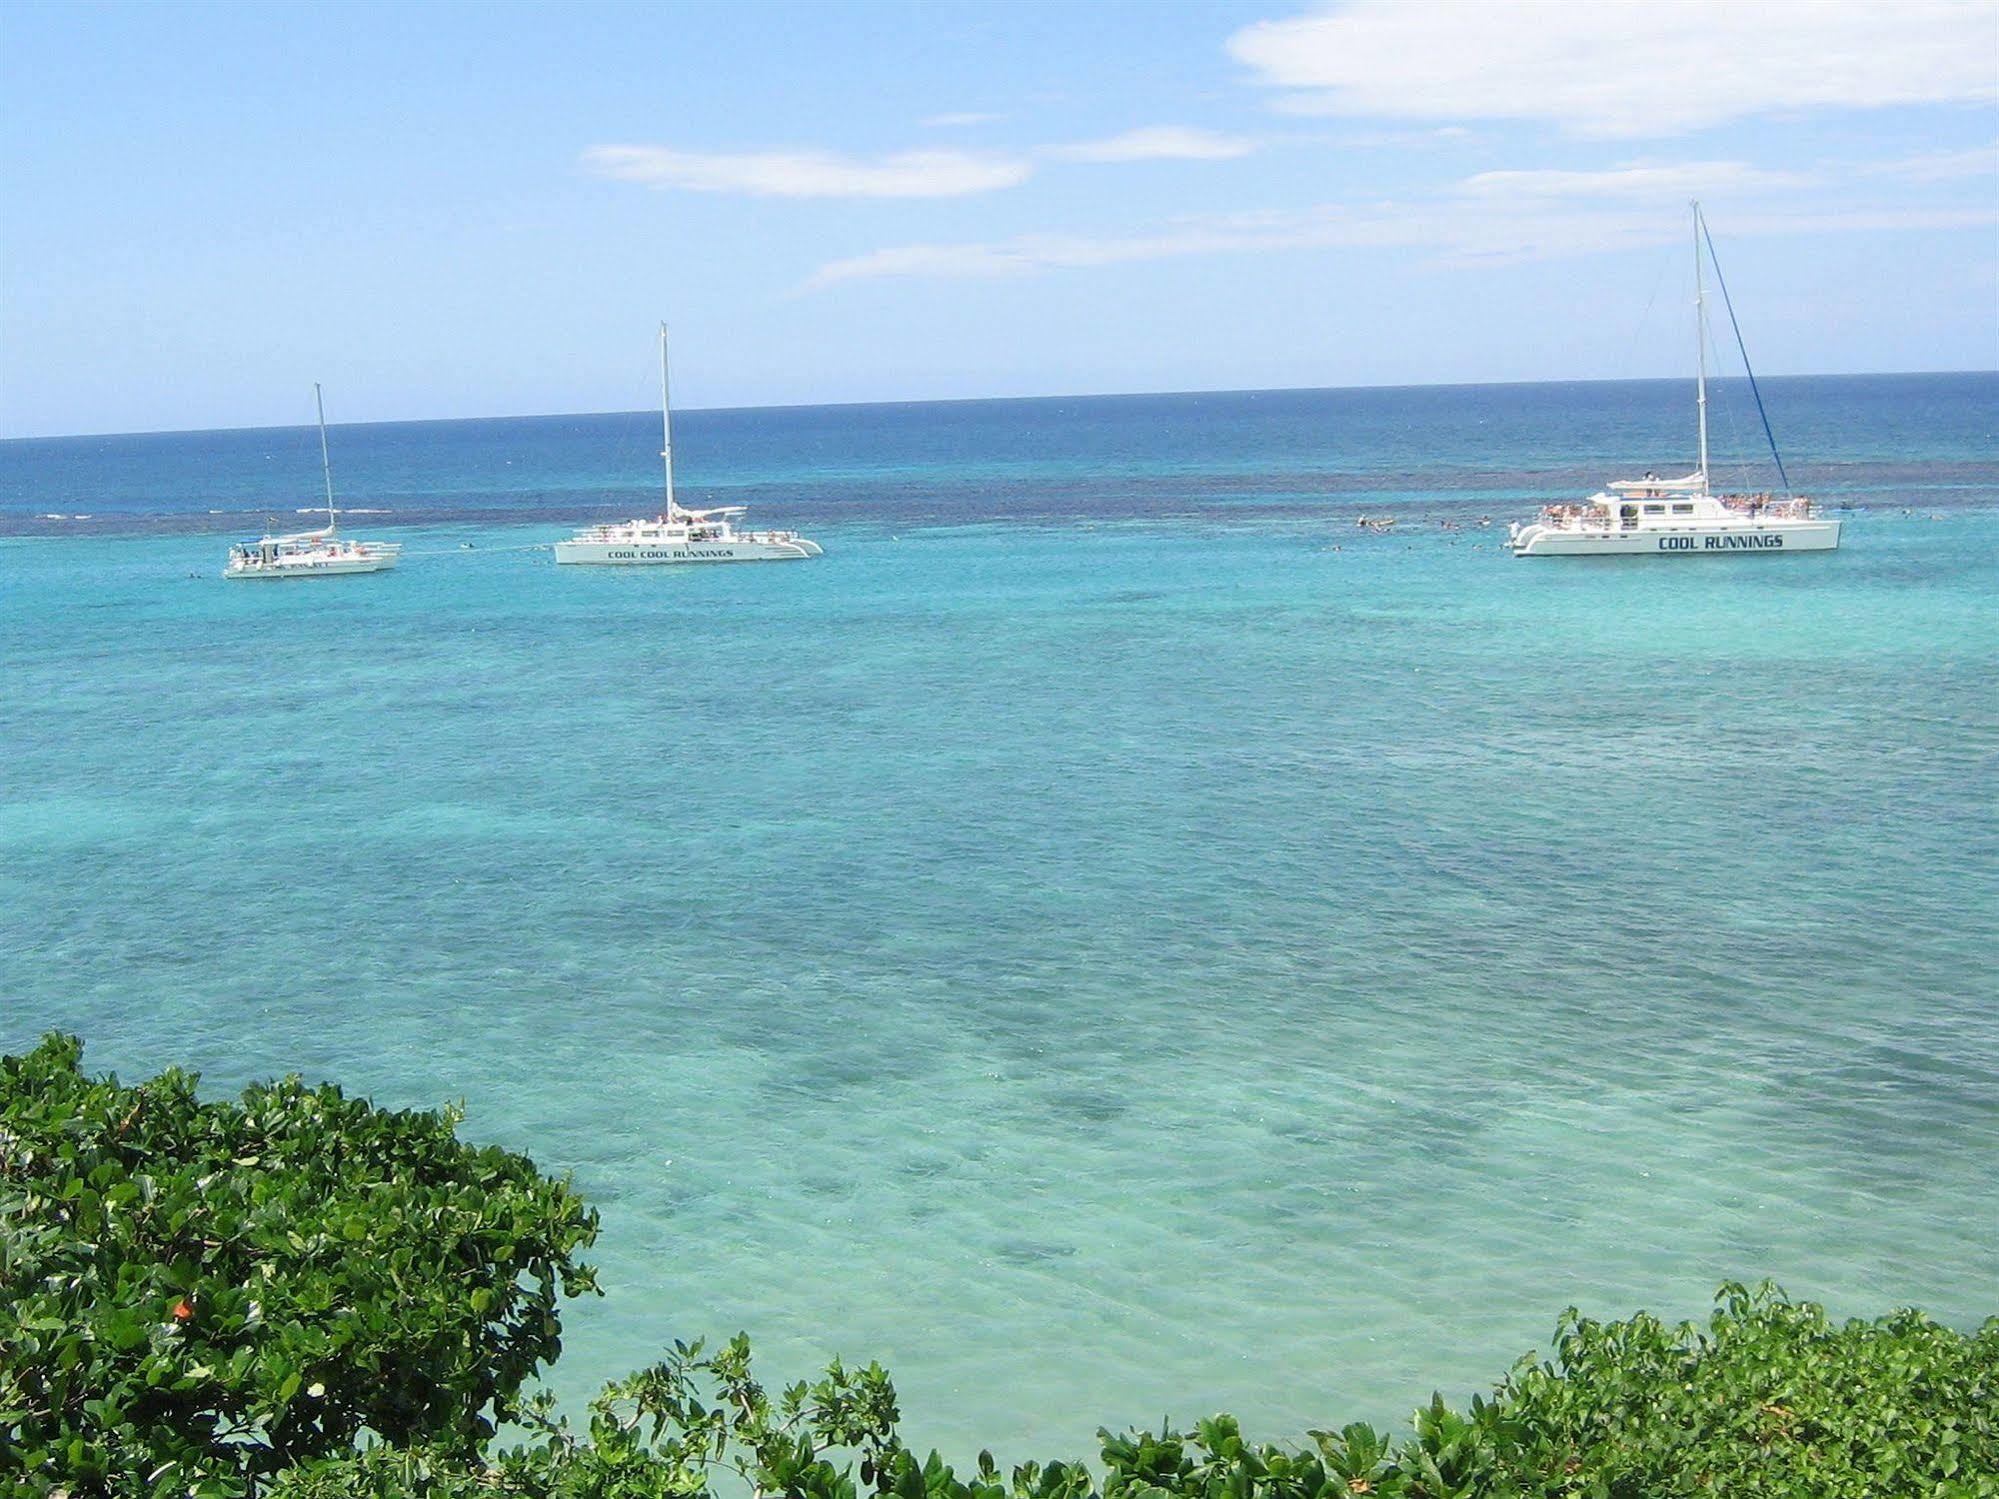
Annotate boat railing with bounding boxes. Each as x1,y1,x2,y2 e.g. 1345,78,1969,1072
1719,494,1815,519
236,537,401,561
1536,505,1615,531
1538,496,1816,529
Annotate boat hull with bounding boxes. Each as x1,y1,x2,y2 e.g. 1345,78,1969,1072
553,538,821,564
223,555,400,578
1509,520,1840,557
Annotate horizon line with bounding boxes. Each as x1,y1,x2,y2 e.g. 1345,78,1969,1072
6,365,1994,445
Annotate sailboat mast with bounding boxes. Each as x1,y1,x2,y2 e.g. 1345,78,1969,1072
659,322,677,519
314,382,337,530
1692,201,1709,487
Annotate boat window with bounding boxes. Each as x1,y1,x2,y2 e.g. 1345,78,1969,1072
1642,504,1665,515
1672,503,1694,515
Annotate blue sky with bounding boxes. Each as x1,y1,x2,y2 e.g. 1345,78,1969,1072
4,0,1995,436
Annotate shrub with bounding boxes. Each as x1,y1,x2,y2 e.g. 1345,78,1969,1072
269,1295,1999,1499
1475,1283,1999,1495
0,1034,599,1495
6,1035,1994,1498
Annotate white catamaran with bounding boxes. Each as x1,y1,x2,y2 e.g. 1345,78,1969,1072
1507,204,1839,559
224,385,401,578
554,326,822,565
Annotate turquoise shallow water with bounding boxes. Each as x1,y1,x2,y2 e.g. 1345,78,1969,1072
3,378,1997,1454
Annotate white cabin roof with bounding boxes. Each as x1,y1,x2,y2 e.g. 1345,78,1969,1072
1606,471,1708,495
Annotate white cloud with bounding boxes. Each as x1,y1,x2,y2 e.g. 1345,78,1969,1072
807,210,1465,287
581,124,1260,199
807,199,1997,287
1458,162,1811,199
1045,125,1258,162
1854,143,1999,182
1327,125,1480,149
807,243,1052,284
922,112,1003,128
581,144,1032,198
1228,0,1999,136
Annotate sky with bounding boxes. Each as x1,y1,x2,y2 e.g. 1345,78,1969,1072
2,0,1996,437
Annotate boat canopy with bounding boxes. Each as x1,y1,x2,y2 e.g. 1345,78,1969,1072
1607,471,1708,495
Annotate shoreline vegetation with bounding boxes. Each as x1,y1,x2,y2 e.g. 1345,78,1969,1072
4,1037,1994,1497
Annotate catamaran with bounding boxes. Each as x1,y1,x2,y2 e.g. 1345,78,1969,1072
554,326,822,565
1507,204,1839,559
224,386,401,578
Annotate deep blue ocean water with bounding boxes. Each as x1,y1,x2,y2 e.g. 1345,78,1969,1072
3,374,1996,1455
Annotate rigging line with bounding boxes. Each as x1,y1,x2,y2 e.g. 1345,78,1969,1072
1698,211,1792,497
595,343,663,517
1702,316,1743,476
1619,239,1676,379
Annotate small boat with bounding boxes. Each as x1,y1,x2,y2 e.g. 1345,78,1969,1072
554,325,822,565
1507,204,1839,559
225,386,400,578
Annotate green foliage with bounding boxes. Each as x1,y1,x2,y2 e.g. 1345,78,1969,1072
6,1035,1995,1498
1475,1281,1999,1497
0,1034,600,1496
269,1336,1097,1499
269,1292,1999,1499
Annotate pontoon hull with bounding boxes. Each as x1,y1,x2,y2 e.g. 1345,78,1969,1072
553,537,822,564
223,554,400,578
1508,520,1840,557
